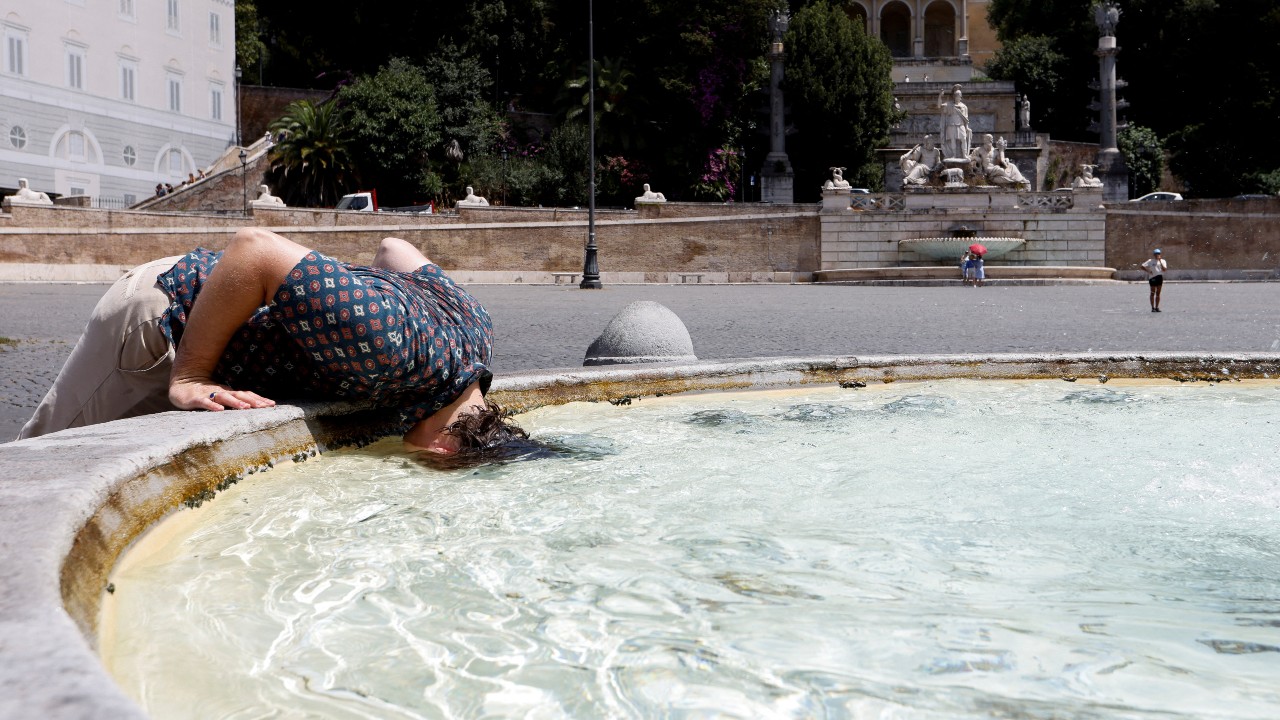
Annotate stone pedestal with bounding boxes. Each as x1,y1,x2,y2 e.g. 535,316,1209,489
820,187,850,212
761,153,795,204
1096,148,1128,203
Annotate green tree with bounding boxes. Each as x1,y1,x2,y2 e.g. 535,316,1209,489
421,50,507,198
784,0,896,198
266,100,355,207
234,1,267,81
536,123,590,207
1118,124,1164,199
983,35,1066,118
988,0,1280,197
337,58,442,205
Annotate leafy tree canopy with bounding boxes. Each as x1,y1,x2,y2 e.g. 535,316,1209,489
784,0,896,198
987,0,1280,197
337,58,442,206
1118,124,1164,199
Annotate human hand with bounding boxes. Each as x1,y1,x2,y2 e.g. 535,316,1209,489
169,379,276,412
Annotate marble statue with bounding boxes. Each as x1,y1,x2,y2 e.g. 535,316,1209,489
1095,2,1121,36
938,84,971,159
4,178,53,205
1074,164,1104,188
251,184,286,207
990,137,1030,188
1020,95,1031,131
900,135,942,187
635,183,666,203
823,167,852,190
457,186,489,207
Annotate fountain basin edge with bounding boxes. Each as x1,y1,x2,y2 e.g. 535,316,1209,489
2,352,1278,719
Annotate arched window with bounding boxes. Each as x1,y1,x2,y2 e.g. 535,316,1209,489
924,1,956,57
880,2,912,58
160,147,189,178
844,2,869,33
54,130,100,163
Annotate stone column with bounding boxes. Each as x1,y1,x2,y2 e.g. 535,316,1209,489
1093,1,1129,202
761,10,794,204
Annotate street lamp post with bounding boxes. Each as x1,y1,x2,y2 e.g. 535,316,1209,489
234,64,242,148
501,149,508,205
239,148,248,215
579,0,602,289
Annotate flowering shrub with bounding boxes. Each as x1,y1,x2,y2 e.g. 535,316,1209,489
596,155,646,205
692,146,741,202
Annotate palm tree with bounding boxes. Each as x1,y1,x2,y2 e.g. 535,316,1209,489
266,100,355,207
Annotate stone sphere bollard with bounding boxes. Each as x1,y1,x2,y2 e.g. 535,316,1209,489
583,301,697,366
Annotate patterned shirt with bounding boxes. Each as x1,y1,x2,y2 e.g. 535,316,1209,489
158,248,493,431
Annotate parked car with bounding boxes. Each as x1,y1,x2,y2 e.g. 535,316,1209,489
850,188,871,194
1233,194,1275,200
1130,191,1183,202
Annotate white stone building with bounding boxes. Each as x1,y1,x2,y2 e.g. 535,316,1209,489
1,0,236,207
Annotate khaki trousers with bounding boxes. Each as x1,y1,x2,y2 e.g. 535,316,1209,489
18,257,182,440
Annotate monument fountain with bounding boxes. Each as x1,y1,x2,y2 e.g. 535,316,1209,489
816,81,1113,283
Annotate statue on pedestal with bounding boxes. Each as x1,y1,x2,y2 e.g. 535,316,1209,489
251,184,286,207
1074,164,1104,188
900,135,942,187
457,186,489,207
823,167,852,190
938,84,971,159
4,178,53,206
1020,95,1032,131
635,183,666,203
970,135,1029,188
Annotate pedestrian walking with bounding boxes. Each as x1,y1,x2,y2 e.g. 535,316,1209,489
1142,248,1167,312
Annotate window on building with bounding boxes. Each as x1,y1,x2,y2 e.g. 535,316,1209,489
120,61,136,101
168,75,183,112
54,131,89,162
66,46,85,90
123,145,136,166
5,28,27,77
209,12,221,46
210,84,223,120
9,126,26,149
167,0,180,32
164,148,186,177
119,0,135,19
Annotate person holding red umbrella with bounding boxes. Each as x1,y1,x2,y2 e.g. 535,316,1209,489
967,244,987,287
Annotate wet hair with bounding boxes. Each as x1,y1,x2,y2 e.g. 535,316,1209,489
421,399,547,469
444,399,527,448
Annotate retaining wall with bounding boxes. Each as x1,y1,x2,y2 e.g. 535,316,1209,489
0,202,820,283
1105,197,1280,280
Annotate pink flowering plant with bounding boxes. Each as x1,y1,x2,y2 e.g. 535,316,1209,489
692,145,741,202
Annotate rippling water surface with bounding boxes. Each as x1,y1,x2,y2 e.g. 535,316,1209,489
105,381,1280,719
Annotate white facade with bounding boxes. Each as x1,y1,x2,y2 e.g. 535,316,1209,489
0,0,236,207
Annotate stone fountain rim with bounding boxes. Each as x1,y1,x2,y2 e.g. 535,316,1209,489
3,351,1280,719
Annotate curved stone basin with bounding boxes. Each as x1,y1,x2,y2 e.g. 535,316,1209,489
899,237,1025,260
2,353,1280,718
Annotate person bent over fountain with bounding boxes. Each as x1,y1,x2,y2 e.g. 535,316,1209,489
19,228,527,459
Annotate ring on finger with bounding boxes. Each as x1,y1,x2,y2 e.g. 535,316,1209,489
209,391,218,399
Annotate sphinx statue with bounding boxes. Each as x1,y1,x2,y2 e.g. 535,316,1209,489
635,183,666,203
251,184,286,207
457,186,489,207
4,178,53,206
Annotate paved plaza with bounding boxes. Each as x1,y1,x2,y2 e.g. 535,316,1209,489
2,280,1277,441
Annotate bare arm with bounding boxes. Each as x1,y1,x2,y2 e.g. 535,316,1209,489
168,227,310,411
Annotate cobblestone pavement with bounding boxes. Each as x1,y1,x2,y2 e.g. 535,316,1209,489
3,281,1278,441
